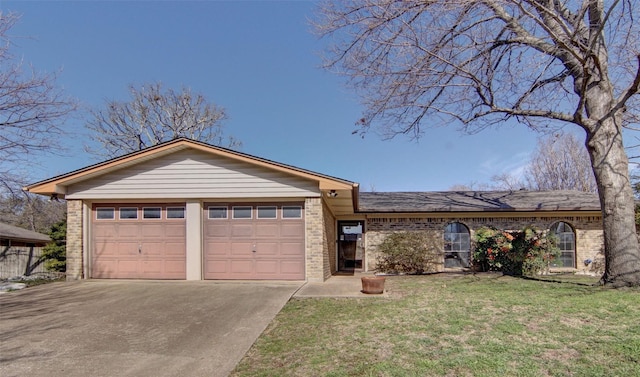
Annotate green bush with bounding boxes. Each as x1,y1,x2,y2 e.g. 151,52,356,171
375,232,442,274
473,226,559,276
41,220,66,272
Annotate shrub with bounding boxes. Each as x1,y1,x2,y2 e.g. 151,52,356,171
375,232,442,274
41,220,66,272
473,226,559,276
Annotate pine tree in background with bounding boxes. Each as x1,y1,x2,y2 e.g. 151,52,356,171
41,220,66,272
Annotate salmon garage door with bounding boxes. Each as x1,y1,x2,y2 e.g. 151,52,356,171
92,204,186,279
204,203,305,280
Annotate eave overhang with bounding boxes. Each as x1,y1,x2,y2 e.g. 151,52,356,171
24,138,360,215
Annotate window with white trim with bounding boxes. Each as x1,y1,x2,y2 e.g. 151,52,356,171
233,206,252,219
550,221,576,268
208,206,228,219
444,222,471,268
257,206,277,219
143,207,162,219
167,207,185,219
282,206,302,219
96,208,115,220
119,207,138,220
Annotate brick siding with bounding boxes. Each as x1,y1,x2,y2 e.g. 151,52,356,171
66,200,83,281
302,197,337,282
305,198,324,282
323,200,336,279
365,214,604,274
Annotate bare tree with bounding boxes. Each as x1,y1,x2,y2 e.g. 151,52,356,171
0,194,66,233
464,134,598,191
490,173,527,191
1,176,66,232
0,12,76,190
448,181,494,191
316,0,640,286
525,133,597,192
86,82,239,158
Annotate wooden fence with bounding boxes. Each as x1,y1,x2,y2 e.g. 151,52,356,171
0,244,47,279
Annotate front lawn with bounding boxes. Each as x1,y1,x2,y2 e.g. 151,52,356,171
232,274,640,377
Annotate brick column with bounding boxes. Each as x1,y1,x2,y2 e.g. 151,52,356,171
305,197,326,282
66,200,83,281
322,200,336,279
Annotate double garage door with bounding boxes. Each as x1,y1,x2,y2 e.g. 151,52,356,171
91,203,305,280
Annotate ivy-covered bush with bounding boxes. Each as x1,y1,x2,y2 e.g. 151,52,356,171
375,232,442,274
473,226,559,276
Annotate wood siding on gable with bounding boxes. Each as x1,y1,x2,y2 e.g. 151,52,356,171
65,149,321,199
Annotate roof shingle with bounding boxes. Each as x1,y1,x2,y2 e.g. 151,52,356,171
358,190,601,213
0,222,51,243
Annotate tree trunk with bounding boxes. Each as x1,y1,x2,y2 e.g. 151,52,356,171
586,114,640,287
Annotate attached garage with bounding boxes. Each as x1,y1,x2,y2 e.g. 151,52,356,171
24,138,358,282
91,204,186,279
203,203,305,280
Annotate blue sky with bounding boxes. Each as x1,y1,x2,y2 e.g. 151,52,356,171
3,0,554,191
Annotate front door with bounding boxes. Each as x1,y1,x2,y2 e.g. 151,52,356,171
338,221,365,271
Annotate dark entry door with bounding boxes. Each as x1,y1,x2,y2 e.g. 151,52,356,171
338,221,364,271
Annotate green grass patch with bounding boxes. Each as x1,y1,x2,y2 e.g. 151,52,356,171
231,273,640,377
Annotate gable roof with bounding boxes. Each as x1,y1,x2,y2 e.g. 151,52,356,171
358,190,602,213
24,138,359,199
0,222,50,243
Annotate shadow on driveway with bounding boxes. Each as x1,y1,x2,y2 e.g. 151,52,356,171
0,280,301,377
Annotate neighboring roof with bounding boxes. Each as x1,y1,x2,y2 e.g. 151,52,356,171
0,222,50,243
24,138,359,197
358,190,602,213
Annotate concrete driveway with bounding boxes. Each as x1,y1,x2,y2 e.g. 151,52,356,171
0,280,301,377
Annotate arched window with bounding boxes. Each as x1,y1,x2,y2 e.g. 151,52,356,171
550,222,576,268
444,222,470,268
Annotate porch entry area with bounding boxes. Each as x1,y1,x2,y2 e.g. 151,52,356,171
337,220,365,272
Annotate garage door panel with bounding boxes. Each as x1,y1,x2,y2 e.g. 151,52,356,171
230,242,253,255
280,242,304,255
92,204,186,279
164,242,186,256
255,224,279,237
140,224,164,237
206,242,229,255
206,224,229,237
209,260,230,274
280,260,304,274
281,223,304,237
118,242,140,256
94,224,117,237
254,242,278,256
231,224,253,237
165,224,186,237
142,243,163,256
140,260,163,274
204,203,305,280
117,224,139,237
92,260,117,278
230,260,253,274
94,242,117,257
117,260,138,274
163,260,186,274
255,260,278,274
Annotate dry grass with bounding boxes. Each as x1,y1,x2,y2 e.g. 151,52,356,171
232,273,640,377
